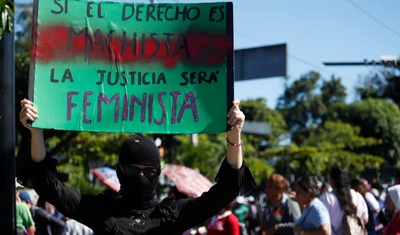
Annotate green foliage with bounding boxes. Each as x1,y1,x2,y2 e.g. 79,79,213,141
276,72,348,145
320,76,347,106
0,0,14,39
383,72,400,105
241,98,287,148
57,163,105,195
355,69,400,104
303,121,380,150
244,156,274,185
175,133,226,180
335,98,400,165
47,132,130,168
45,132,131,192
269,144,383,180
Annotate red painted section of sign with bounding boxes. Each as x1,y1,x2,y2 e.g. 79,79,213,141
34,25,232,68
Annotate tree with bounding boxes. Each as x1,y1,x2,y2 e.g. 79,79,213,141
320,76,347,108
175,133,226,180
276,71,347,145
330,98,400,166
240,98,287,153
355,68,400,105
0,0,14,39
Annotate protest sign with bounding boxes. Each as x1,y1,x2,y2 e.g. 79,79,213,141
29,0,233,134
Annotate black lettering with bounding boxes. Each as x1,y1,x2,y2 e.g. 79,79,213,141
61,69,74,82
107,71,118,86
164,33,174,57
98,3,104,18
67,26,90,58
209,6,224,22
86,2,94,17
136,5,144,21
50,68,58,83
51,0,68,14
122,4,134,21
186,7,200,21
164,6,174,20
149,33,159,57
180,72,189,86
172,34,190,58
92,29,104,52
120,71,127,86
121,32,138,57
146,4,156,21
96,70,106,85
107,30,116,55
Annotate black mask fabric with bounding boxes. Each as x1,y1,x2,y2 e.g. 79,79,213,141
117,166,158,205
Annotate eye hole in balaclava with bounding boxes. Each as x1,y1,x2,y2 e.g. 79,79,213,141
117,134,161,203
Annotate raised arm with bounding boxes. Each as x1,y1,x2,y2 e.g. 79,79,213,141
19,99,46,162
226,99,244,169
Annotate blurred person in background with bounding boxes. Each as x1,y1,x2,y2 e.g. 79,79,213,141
19,190,66,235
380,169,400,227
258,173,301,235
319,167,368,234
16,182,36,235
352,177,383,234
293,176,330,235
245,196,258,235
232,196,249,235
383,185,400,235
207,201,241,235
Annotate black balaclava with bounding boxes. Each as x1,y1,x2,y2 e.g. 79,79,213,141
117,134,161,208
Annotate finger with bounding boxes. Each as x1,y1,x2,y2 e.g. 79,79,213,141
23,102,38,115
227,116,237,126
20,107,38,122
19,108,37,121
227,100,240,117
26,108,39,120
20,98,31,108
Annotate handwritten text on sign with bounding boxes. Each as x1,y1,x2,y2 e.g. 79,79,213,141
30,0,234,133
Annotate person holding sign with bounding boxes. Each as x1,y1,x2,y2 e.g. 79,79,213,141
18,98,256,235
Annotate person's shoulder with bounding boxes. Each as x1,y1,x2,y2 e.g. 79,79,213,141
365,191,377,200
320,190,335,197
284,194,298,204
227,212,239,223
312,198,329,212
318,190,336,204
350,189,362,199
16,201,30,210
32,205,52,216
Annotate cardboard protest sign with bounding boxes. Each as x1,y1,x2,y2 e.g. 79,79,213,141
29,0,233,134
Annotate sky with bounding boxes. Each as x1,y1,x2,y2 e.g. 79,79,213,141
15,0,400,108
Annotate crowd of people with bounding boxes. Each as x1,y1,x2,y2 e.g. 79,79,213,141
16,169,400,235
191,169,400,235
15,180,95,235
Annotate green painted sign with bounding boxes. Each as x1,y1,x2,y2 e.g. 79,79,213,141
29,0,234,134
